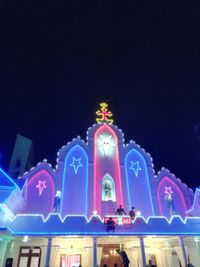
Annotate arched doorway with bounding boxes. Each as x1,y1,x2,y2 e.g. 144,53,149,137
102,173,116,202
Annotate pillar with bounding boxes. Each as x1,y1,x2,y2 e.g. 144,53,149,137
93,237,97,267
2,240,13,267
0,240,8,267
44,237,52,267
139,237,146,267
179,236,188,266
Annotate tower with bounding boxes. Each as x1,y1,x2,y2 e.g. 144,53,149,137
8,134,34,179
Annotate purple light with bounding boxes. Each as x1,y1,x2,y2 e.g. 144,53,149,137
36,180,47,196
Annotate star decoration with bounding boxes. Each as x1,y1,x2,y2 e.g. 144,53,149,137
36,180,47,196
130,161,142,177
164,186,174,197
97,134,115,156
70,157,83,174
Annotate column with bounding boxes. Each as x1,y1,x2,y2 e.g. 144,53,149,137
2,240,13,267
0,240,8,267
44,237,52,267
93,237,97,267
139,237,146,267
179,236,188,266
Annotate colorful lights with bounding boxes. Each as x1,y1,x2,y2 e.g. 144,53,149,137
70,157,83,174
130,161,142,177
93,210,97,215
94,124,123,214
97,134,115,157
125,149,154,216
36,180,47,196
55,190,62,198
2,214,200,237
0,204,14,221
96,103,113,124
136,211,141,216
157,176,187,217
22,235,29,242
61,145,88,217
0,106,195,240
26,170,55,217
186,188,200,214
164,186,173,197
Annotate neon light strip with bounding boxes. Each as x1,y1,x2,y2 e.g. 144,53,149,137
186,188,200,213
125,149,154,215
157,176,187,216
61,145,88,216
7,231,200,236
0,168,18,189
94,124,123,212
8,213,200,225
27,170,55,213
125,160,131,214
0,204,15,220
5,214,200,236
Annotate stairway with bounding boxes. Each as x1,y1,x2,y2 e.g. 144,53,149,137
102,200,116,216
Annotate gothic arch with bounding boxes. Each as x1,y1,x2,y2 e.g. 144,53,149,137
157,176,187,217
102,173,116,202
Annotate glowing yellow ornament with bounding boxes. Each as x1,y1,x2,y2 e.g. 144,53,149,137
96,102,113,124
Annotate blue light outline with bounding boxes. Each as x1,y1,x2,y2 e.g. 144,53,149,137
7,231,200,236
61,145,88,217
70,157,83,174
125,149,155,215
6,213,200,224
0,168,19,189
2,214,200,236
130,161,142,177
186,188,200,213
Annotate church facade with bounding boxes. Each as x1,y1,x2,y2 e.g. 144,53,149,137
0,103,200,267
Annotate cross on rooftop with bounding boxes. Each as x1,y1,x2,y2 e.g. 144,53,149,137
96,102,113,124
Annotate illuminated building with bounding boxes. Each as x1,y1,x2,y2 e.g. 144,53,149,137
0,103,200,267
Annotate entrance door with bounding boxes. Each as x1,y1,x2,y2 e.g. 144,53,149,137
17,247,41,267
100,244,122,267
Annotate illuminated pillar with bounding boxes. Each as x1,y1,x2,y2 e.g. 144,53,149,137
44,237,52,267
179,236,188,266
93,237,97,267
139,237,146,267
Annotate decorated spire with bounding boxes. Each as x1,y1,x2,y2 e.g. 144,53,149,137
96,102,113,124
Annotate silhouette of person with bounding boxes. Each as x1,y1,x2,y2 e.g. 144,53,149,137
106,217,115,232
116,249,130,267
129,206,135,221
116,205,126,215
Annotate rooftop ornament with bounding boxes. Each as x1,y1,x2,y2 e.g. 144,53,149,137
96,102,113,124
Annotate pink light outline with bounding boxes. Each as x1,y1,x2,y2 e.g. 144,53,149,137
94,124,123,213
27,170,55,214
158,176,187,217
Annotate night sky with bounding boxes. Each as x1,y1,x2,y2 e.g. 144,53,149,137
0,2,200,189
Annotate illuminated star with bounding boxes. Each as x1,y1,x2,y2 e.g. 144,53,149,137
164,186,173,196
70,157,83,174
36,180,47,196
130,161,142,177
98,134,115,156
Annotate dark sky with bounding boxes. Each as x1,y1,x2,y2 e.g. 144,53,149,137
0,1,200,189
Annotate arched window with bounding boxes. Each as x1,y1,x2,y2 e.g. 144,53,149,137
102,173,116,201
